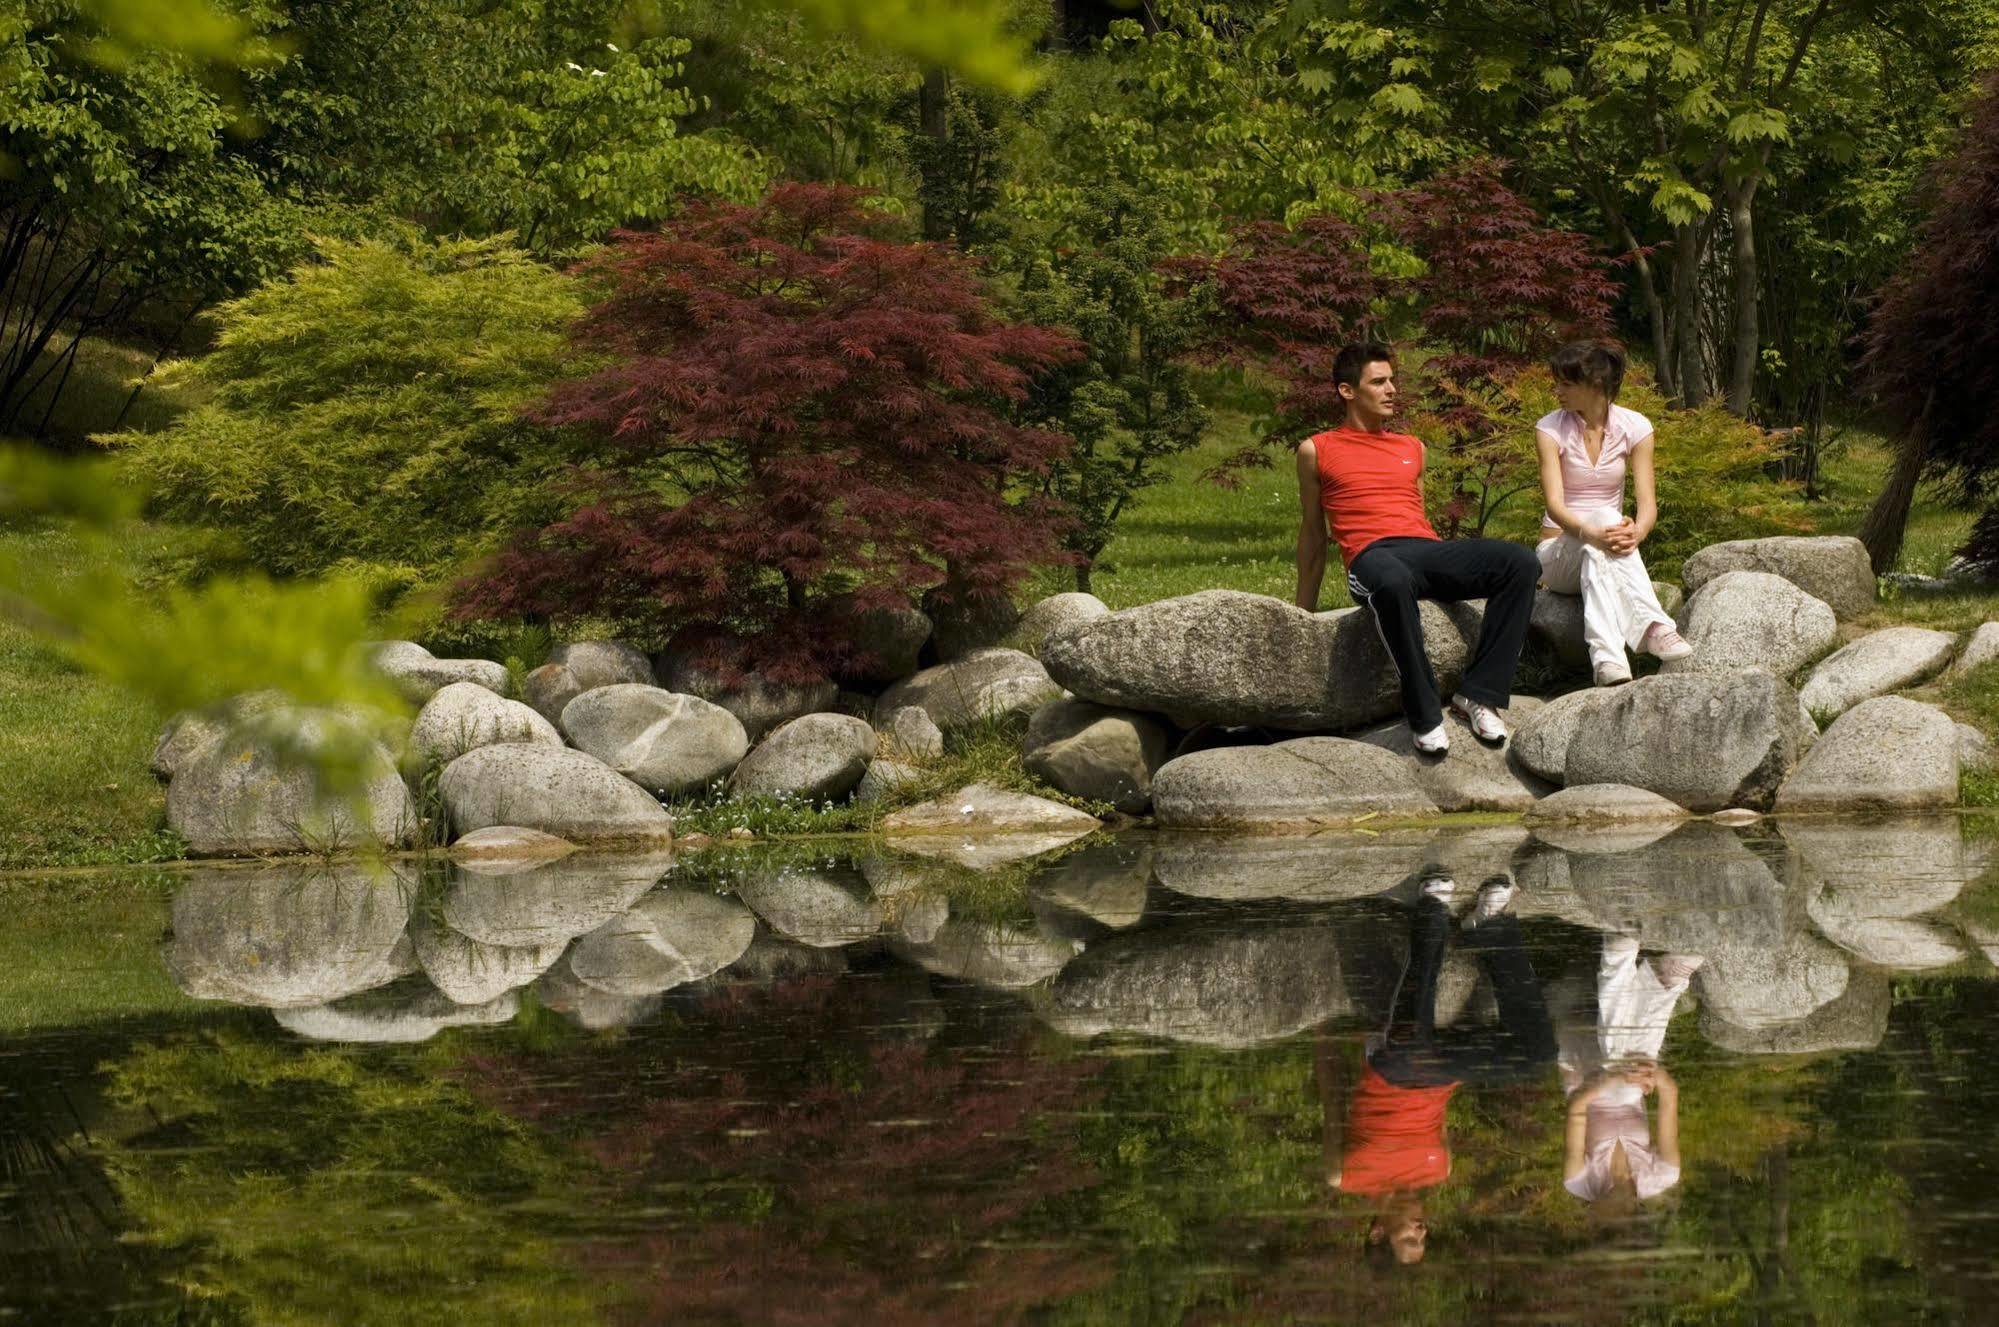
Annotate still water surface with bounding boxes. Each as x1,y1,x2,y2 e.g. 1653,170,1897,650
6,817,1999,1324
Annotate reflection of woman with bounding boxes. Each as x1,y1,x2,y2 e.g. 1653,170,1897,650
1320,874,1558,1264
1534,340,1694,687
1559,936,1700,1203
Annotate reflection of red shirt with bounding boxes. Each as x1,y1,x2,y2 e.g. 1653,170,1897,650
1337,1065,1455,1195
1313,426,1438,567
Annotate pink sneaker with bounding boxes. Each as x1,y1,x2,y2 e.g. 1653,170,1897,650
1642,624,1694,662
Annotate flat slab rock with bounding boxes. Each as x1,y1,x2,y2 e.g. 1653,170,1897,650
1352,697,1551,812
880,784,1101,836
1522,783,1690,825
1151,736,1439,831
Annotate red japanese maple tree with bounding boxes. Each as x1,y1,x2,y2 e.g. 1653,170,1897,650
453,183,1078,683
1192,161,1614,530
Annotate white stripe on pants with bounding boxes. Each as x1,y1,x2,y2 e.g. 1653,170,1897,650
1535,507,1675,671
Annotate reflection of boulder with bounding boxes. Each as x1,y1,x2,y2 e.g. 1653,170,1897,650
567,890,758,996
1807,909,1967,971
718,931,851,984
441,852,673,949
273,977,517,1043
1700,968,1891,1055
856,853,957,945
1044,920,1350,1047
891,917,1078,989
1152,825,1530,903
732,865,883,948
1787,817,1979,970
1026,839,1153,932
165,862,416,1009
408,911,564,1006
535,953,664,1030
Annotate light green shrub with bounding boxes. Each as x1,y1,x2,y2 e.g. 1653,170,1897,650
111,235,599,609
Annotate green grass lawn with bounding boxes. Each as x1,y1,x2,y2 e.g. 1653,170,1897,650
0,520,181,870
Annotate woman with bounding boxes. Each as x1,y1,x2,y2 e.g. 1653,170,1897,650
1535,341,1694,685
1558,936,1701,1206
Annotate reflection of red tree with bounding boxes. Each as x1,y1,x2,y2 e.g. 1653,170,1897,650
463,977,1111,1326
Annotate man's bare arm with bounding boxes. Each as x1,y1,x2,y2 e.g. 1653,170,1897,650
1295,440,1328,611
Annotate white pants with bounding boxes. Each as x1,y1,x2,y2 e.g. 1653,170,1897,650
1557,935,1697,1101
1536,507,1676,671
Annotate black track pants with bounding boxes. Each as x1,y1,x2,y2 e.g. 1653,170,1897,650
1345,536,1541,732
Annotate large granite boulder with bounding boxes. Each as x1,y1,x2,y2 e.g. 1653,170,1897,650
566,890,758,996
1016,592,1110,655
1796,627,1957,721
1152,737,1439,830
732,864,883,948
441,851,674,949
1564,669,1810,811
1699,969,1891,1055
1511,688,1620,784
728,713,876,801
1043,921,1351,1047
561,684,749,796
409,682,562,768
1040,589,1481,732
166,710,417,855
1351,698,1552,812
150,690,285,781
368,640,509,702
1662,570,1838,679
1953,621,1999,676
1022,698,1171,814
872,647,1059,729
408,913,565,1007
438,744,675,842
1680,535,1876,620
547,639,655,689
274,980,518,1043
653,657,837,743
164,862,416,1008
1774,696,1960,812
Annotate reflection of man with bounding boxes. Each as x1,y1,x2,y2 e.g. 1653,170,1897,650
1319,872,1558,1264
1558,936,1699,1204
1294,344,1541,756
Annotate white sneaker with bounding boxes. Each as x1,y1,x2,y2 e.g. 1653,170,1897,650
1412,721,1450,755
1420,871,1456,900
1593,659,1633,687
1449,694,1507,744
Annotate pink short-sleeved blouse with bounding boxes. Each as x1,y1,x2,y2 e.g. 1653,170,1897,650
1538,404,1654,531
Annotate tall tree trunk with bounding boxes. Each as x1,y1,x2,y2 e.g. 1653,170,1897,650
918,68,950,243
1859,389,1934,575
1074,560,1092,594
1725,183,1760,416
1670,222,1712,407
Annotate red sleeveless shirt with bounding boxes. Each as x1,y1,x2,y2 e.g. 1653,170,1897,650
1312,426,1438,567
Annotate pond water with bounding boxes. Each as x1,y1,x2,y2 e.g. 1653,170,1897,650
6,817,1999,1324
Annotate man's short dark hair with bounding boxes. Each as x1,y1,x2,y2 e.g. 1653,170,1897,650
1550,339,1627,401
1334,342,1396,394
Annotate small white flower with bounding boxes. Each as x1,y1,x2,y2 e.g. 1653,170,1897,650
565,60,584,71
607,41,620,51
589,68,607,77
959,804,974,815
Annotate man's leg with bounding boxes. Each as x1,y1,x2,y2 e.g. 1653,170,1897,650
1347,541,1443,733
1392,538,1541,709
1435,905,1559,1085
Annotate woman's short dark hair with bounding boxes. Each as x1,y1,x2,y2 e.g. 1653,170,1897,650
1550,339,1627,400
1334,342,1396,393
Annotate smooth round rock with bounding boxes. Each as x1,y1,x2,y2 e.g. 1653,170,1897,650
438,743,675,842
1662,570,1838,680
1022,697,1171,814
1511,687,1620,784
728,713,877,801
881,783,1101,835
546,639,655,690
447,825,578,863
1774,696,1960,813
410,681,563,768
368,640,509,703
1796,626,1957,721
1151,737,1438,830
1016,592,1110,655
1680,535,1876,620
872,647,1059,730
166,709,417,855
561,684,750,797
1522,784,1691,825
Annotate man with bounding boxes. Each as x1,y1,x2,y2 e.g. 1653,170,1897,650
1295,343,1541,754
